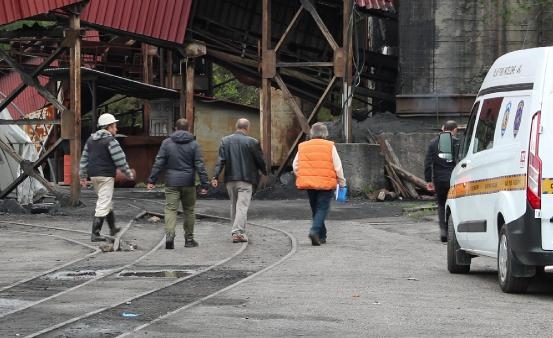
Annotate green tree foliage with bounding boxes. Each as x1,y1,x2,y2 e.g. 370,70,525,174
212,63,258,107
100,95,143,128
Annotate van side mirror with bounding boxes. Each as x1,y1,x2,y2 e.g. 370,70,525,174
438,132,454,162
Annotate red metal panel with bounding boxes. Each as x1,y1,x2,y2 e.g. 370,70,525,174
355,0,395,11
0,58,59,118
81,0,193,44
0,0,82,26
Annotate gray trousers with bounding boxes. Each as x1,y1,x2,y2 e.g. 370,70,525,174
225,181,252,234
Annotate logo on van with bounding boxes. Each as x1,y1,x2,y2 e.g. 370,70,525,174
513,100,524,138
501,102,511,136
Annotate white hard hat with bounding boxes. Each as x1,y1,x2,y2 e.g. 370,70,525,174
98,113,118,127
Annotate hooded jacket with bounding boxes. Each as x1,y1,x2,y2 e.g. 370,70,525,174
147,130,209,188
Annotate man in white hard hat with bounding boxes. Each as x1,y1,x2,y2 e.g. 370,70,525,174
79,113,135,242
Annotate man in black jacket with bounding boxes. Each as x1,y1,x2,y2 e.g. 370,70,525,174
424,120,459,242
211,118,267,243
147,118,209,249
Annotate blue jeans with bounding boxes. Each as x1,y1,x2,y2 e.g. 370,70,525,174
307,189,333,240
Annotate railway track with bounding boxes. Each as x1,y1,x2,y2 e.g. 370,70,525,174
0,197,296,337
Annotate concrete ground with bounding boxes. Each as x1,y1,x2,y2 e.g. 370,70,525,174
2,188,471,337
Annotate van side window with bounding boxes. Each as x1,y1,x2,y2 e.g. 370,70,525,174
460,102,480,160
473,97,503,153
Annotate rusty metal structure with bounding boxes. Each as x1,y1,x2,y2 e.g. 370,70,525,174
190,0,397,174
0,0,398,205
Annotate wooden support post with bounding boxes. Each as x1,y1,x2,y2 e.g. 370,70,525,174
69,13,82,206
261,0,272,170
185,58,195,134
342,0,353,143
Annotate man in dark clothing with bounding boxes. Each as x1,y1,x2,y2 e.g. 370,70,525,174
147,118,209,249
211,118,267,243
424,120,459,242
79,113,135,242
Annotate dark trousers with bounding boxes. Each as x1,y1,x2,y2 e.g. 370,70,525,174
307,189,333,240
434,180,450,229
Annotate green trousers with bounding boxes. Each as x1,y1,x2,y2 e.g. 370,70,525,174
164,186,196,238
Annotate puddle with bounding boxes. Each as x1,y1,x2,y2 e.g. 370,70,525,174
47,270,100,280
118,270,194,278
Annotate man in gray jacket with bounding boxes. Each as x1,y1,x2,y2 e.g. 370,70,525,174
211,118,267,243
79,113,135,242
147,118,209,249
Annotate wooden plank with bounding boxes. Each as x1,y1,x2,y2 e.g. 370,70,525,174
389,163,429,191
377,135,419,199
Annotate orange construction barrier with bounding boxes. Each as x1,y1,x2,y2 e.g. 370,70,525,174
63,155,71,185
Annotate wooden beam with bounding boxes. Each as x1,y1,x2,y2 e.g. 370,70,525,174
261,0,272,170
185,58,195,133
300,0,338,51
0,138,65,201
277,61,333,67
274,5,303,52
273,74,310,134
69,13,82,206
276,76,337,176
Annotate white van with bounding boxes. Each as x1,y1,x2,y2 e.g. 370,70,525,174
441,46,553,293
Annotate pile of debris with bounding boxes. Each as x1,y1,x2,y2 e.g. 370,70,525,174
366,130,433,201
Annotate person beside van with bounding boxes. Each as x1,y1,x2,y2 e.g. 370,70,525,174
424,120,459,242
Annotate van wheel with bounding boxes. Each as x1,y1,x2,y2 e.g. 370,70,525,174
498,226,530,293
447,216,470,273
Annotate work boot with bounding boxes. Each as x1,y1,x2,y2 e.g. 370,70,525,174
106,210,121,236
91,217,107,242
184,235,199,248
166,233,175,249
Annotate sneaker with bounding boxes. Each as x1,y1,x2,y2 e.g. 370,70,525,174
308,233,321,246
185,238,199,247
232,233,248,243
320,238,327,244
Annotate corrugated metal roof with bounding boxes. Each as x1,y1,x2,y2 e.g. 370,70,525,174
0,0,83,26
81,0,193,44
355,0,395,11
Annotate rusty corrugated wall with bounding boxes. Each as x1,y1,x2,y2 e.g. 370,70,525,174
81,0,193,44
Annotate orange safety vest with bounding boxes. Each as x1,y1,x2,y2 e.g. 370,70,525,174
296,139,337,190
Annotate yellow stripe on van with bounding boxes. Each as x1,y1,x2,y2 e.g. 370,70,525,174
448,174,526,199
542,178,553,194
